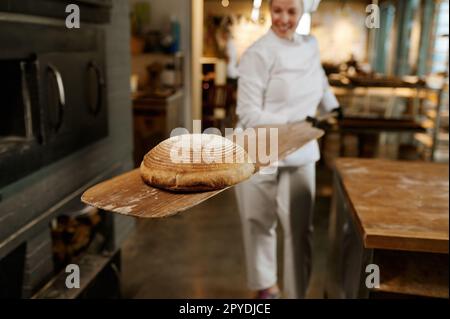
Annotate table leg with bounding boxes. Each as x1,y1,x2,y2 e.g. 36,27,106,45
325,172,374,298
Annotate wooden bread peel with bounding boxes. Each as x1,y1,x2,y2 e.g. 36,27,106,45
81,121,324,218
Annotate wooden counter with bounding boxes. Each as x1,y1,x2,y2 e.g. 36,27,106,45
336,158,448,253
326,158,449,299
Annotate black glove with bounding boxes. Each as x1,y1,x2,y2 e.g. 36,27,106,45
306,116,319,127
331,106,344,120
306,106,343,127
306,115,331,129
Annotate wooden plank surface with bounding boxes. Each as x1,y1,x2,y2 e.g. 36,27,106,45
81,121,324,218
335,158,449,253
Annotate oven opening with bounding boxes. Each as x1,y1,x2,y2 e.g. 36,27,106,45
50,206,106,272
45,207,121,298
0,60,34,147
0,243,26,299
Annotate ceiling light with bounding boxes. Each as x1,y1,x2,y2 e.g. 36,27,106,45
253,0,262,9
251,7,260,22
296,13,311,35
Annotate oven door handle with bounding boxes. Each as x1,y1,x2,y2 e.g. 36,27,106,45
88,61,105,116
47,63,66,131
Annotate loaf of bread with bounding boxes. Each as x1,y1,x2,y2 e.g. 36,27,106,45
140,134,255,192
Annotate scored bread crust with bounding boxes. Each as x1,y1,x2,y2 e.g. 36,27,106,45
140,134,255,192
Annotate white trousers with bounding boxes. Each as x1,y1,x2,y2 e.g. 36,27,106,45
235,163,316,299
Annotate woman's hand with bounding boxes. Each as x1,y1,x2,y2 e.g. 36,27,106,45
306,106,343,127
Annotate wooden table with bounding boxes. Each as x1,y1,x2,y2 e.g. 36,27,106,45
326,158,449,298
326,118,427,158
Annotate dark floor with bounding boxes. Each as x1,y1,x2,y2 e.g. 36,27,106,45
120,164,334,299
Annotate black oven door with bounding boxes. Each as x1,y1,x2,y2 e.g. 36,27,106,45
0,58,43,188
0,19,108,189
37,51,108,162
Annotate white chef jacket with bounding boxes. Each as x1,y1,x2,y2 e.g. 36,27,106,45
226,38,239,79
236,29,339,166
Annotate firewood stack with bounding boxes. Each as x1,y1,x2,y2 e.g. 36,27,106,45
51,209,102,269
